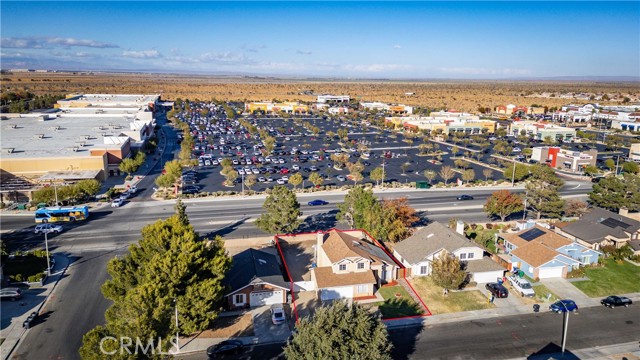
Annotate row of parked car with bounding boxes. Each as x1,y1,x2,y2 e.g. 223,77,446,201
111,185,137,208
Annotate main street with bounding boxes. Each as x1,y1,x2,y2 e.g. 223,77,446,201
174,305,640,360
1,180,591,360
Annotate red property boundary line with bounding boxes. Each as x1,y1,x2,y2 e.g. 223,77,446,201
274,228,432,325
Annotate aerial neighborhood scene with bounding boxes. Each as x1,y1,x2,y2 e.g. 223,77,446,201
1,1,640,360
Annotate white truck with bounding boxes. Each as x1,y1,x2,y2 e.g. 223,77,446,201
508,275,536,297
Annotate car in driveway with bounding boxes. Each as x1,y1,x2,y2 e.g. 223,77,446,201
456,194,474,201
206,340,244,359
271,305,286,325
507,275,535,297
601,296,632,308
0,288,23,301
34,223,63,234
308,199,329,206
549,299,578,313
485,283,509,298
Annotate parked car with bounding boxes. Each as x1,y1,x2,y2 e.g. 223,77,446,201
271,305,286,325
206,340,244,359
308,199,329,206
111,198,125,208
336,175,347,182
456,195,474,201
507,275,535,297
485,283,509,298
0,288,23,301
549,300,578,313
34,223,63,234
601,296,632,308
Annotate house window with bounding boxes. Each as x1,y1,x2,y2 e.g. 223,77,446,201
357,284,368,294
460,253,467,260
467,252,474,259
339,264,347,271
420,265,428,275
582,255,591,263
233,294,245,305
357,262,365,269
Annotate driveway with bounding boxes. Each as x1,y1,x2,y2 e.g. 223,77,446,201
476,284,525,308
540,278,592,303
251,306,291,342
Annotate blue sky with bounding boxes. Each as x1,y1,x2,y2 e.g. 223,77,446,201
1,1,638,78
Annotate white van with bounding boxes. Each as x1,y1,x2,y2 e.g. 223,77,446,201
508,275,535,297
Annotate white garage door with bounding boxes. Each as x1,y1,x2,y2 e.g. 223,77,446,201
538,267,564,279
250,290,283,307
472,271,504,284
320,286,353,301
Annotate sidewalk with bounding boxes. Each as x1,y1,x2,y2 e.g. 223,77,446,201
0,254,70,360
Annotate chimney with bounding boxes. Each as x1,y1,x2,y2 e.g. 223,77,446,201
456,220,465,235
619,207,629,217
316,231,324,262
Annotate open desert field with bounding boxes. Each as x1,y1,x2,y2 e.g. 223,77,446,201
2,72,638,112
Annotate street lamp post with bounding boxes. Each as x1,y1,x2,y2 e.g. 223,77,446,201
522,190,528,220
43,229,52,276
174,298,180,353
381,160,386,189
511,161,516,187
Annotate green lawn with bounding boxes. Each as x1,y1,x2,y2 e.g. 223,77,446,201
572,259,640,297
375,286,424,318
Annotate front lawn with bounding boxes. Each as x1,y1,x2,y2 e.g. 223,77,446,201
411,277,495,314
375,286,423,318
571,259,640,297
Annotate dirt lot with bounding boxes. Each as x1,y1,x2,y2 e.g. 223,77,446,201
194,313,254,338
4,72,637,112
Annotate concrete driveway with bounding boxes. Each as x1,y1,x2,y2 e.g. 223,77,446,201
541,278,592,303
476,284,525,308
251,306,291,342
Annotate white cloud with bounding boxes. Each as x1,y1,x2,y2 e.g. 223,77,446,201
50,51,98,58
122,50,162,59
393,44,402,49
1,36,118,49
242,44,267,53
296,50,313,55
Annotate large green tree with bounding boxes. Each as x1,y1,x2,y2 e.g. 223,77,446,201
284,301,392,360
80,200,230,359
337,187,378,229
589,174,640,212
431,252,467,291
255,186,302,234
525,165,565,219
503,163,530,182
484,190,524,222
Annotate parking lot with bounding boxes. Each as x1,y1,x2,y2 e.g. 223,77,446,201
174,102,632,195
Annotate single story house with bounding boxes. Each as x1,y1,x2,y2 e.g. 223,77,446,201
555,207,640,250
392,222,506,284
500,225,601,279
312,229,399,301
223,248,289,309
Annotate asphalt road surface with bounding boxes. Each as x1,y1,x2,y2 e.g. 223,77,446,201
175,305,640,360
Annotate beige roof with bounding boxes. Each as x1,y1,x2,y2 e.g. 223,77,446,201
511,242,560,267
502,225,572,250
321,230,393,266
465,257,507,273
313,267,376,289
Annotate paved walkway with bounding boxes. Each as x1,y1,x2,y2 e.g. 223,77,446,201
1,254,70,360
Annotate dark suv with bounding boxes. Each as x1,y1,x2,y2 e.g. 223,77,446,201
485,283,509,298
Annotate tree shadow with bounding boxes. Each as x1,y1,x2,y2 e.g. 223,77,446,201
204,217,250,238
378,297,424,319
297,210,338,233
389,325,424,360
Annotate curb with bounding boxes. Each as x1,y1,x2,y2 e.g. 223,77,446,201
3,255,71,360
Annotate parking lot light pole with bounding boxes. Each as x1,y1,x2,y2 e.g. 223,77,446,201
381,161,386,189
174,298,180,353
511,161,516,187
241,172,245,195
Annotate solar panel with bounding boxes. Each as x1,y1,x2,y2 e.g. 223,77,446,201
519,228,546,241
600,217,631,229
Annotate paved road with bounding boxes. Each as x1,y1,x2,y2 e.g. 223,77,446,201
175,305,640,360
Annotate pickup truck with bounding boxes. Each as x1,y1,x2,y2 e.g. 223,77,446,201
507,275,536,297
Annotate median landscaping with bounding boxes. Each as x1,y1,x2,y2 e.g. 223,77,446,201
571,259,640,297
3,250,49,283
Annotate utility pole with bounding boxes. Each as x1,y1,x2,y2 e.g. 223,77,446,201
52,179,59,206
241,171,245,195
511,161,516,187
615,155,621,176
522,190,528,220
381,160,386,189
43,229,52,276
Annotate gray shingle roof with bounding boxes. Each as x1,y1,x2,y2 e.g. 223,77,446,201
393,222,475,264
464,257,507,273
561,208,640,243
224,248,288,294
